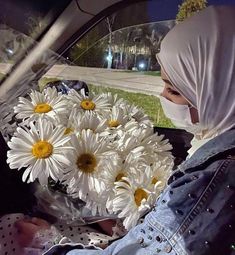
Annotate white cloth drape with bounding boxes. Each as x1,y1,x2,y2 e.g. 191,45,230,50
157,6,235,139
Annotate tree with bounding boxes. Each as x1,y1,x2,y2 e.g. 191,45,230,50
144,21,174,70
105,14,116,69
111,29,131,69
176,0,207,23
69,27,106,68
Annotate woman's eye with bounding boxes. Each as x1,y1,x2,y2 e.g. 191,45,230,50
167,88,180,96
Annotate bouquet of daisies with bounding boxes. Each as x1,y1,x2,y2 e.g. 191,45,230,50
7,86,174,230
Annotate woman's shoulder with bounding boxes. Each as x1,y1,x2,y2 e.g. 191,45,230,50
176,128,235,174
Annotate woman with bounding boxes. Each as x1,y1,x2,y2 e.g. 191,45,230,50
17,5,235,255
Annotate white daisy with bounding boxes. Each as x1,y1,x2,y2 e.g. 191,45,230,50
104,156,148,211
102,154,144,191
56,108,108,137
145,133,174,161
129,104,153,128
64,129,118,201
149,160,173,191
101,92,126,107
114,132,145,160
7,119,73,185
84,191,110,217
72,110,108,136
55,109,76,136
67,89,111,115
123,121,144,137
111,168,157,230
134,127,173,162
106,106,129,129
14,87,68,122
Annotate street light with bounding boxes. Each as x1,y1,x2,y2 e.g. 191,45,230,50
106,51,113,69
138,62,145,70
106,54,112,62
6,48,14,55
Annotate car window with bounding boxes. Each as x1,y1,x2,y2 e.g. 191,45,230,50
41,2,175,128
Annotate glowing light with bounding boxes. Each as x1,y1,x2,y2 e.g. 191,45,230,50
138,62,145,69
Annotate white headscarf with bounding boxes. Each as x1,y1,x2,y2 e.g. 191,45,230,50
157,6,235,139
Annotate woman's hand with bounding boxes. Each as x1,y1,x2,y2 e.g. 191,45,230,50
15,217,50,248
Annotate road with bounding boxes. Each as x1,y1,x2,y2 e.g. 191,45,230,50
0,64,164,96
45,65,164,96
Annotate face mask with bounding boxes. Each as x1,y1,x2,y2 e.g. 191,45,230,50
159,95,201,135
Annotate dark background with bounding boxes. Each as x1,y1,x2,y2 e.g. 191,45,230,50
1,0,235,36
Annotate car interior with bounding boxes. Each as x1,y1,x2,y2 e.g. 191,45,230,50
0,0,230,218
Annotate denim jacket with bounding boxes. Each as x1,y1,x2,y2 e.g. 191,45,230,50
45,129,235,255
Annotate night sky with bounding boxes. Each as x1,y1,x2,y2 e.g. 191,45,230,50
147,0,235,21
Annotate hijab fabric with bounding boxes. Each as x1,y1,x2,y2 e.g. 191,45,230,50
157,6,235,139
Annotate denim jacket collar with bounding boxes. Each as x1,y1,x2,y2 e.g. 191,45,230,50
178,128,235,172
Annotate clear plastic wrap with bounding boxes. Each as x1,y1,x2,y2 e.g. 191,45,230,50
34,183,118,225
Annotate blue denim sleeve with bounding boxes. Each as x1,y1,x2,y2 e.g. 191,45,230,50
43,243,103,255
62,219,176,255
44,218,172,255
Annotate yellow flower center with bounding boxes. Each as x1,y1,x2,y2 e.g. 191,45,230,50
76,153,97,173
80,100,96,110
152,177,158,185
108,120,120,128
64,127,74,135
32,141,53,159
34,103,52,113
134,188,148,207
115,172,126,182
